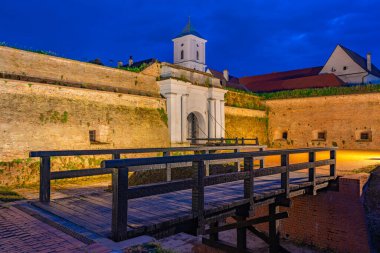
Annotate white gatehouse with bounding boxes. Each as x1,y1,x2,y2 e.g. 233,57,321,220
158,20,226,144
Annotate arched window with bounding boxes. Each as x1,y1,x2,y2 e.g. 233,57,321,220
181,50,184,60
196,51,199,60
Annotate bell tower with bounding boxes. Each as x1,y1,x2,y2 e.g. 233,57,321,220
172,18,207,72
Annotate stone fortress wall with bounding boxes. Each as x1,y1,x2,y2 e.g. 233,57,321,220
0,78,170,160
0,46,160,97
266,93,380,149
224,106,267,145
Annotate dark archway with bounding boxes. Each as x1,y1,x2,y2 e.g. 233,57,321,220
187,112,199,144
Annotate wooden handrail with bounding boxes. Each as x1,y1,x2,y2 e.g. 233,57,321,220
33,145,267,203
101,147,337,168
186,138,258,141
186,137,259,145
30,145,265,157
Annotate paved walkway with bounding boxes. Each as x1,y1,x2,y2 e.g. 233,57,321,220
0,202,323,253
0,205,110,253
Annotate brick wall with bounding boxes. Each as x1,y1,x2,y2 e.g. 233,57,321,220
247,174,370,253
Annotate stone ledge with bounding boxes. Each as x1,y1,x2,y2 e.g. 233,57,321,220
225,106,266,118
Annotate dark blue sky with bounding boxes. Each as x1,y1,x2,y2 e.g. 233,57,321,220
1,0,379,77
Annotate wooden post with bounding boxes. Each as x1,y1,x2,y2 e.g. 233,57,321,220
259,147,265,169
163,151,171,181
242,137,245,145
244,156,254,210
280,154,289,198
112,153,121,160
269,203,280,253
330,150,336,178
192,160,205,235
112,167,129,241
235,156,254,251
40,156,51,203
235,137,238,145
308,152,316,195
210,221,219,241
203,150,210,176
236,214,247,250
234,149,241,172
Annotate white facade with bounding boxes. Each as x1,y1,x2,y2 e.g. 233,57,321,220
173,34,207,72
320,45,380,84
159,20,227,144
159,77,226,144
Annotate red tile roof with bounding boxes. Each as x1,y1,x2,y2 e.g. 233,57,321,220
239,66,323,85
243,73,344,93
208,69,249,91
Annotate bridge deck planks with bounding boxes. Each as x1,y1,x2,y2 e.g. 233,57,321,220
32,172,331,238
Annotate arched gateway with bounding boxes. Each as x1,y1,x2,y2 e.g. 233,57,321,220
158,65,226,144
187,111,207,144
187,112,198,143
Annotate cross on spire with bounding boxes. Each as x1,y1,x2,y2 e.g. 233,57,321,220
174,18,204,39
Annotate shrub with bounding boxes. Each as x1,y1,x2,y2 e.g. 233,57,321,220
118,63,148,73
258,84,380,100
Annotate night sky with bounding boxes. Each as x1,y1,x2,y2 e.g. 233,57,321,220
1,0,379,77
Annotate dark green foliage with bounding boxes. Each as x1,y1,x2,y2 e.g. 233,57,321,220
125,242,175,253
227,84,380,100
225,90,266,111
351,164,380,174
258,84,380,100
118,63,148,73
226,87,257,96
1,42,57,56
0,186,25,202
157,108,168,126
39,110,69,124
30,50,57,56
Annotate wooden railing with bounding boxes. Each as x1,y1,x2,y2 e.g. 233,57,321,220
100,147,337,241
30,145,266,203
187,137,259,145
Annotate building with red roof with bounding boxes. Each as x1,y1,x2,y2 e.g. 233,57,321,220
210,45,380,93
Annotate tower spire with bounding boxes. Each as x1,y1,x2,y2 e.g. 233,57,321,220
175,18,203,39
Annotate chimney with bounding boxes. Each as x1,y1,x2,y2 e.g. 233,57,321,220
223,69,229,81
117,61,123,68
129,56,133,67
367,52,372,72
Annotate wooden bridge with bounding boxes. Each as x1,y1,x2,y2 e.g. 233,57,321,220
29,145,337,253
